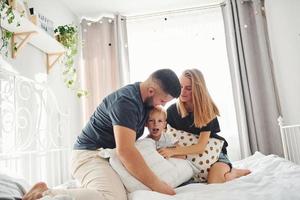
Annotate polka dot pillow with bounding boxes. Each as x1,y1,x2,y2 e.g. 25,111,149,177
166,124,224,182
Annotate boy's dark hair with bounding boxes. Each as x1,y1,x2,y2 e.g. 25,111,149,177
150,69,181,98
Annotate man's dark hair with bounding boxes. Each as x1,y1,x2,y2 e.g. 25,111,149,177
150,69,181,98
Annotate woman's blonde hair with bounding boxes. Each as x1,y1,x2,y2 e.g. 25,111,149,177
177,69,219,128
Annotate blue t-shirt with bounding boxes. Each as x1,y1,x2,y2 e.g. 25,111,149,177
167,103,228,154
74,82,150,150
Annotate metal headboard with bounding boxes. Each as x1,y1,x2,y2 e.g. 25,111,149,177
0,69,71,187
278,116,300,165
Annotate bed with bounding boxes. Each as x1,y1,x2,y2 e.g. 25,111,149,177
1,69,300,200
1,151,299,200
129,151,300,200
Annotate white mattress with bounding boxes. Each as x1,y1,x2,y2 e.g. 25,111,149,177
128,152,300,200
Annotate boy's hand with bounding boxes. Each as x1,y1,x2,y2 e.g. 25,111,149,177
158,147,175,158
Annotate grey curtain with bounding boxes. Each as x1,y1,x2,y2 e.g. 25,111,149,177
222,0,283,157
114,15,130,86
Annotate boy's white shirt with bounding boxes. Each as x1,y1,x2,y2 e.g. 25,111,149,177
153,132,178,149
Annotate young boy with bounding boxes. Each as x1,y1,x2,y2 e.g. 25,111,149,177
146,106,177,150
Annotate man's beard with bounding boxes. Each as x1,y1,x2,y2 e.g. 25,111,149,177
144,96,154,109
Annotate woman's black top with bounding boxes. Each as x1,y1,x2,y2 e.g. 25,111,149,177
167,103,228,154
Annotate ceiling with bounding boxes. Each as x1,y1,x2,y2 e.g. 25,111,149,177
59,0,223,19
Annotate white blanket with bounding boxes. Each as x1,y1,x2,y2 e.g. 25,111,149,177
0,168,29,200
129,152,300,200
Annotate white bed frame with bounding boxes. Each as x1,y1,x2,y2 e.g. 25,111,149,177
278,116,300,164
0,69,71,187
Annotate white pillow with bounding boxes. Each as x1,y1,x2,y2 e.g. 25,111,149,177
107,138,193,192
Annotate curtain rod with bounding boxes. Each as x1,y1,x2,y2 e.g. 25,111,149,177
126,1,226,21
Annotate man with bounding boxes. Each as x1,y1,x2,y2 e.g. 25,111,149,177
23,69,181,200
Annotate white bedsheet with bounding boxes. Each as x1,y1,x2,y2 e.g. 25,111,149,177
128,152,300,200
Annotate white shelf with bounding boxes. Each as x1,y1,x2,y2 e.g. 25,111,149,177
1,5,65,72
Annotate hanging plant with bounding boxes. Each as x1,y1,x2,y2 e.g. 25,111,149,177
0,29,13,56
54,24,87,98
0,0,20,57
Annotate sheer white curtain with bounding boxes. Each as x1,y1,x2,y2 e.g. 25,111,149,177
80,15,130,124
126,6,242,160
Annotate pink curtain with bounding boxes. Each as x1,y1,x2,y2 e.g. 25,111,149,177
80,15,130,124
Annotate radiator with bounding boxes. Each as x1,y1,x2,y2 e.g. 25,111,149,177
278,116,300,165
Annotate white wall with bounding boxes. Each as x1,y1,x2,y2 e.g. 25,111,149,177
265,0,300,124
1,0,82,145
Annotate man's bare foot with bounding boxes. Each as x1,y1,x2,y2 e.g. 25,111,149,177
22,182,48,200
225,168,251,182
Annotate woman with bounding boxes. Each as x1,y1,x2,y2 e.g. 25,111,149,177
159,69,250,183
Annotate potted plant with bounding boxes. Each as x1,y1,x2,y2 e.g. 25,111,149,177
54,24,87,98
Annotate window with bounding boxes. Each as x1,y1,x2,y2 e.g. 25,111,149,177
127,7,241,160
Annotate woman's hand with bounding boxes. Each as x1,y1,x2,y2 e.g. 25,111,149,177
158,147,176,158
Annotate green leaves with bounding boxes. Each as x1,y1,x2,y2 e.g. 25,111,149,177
0,0,19,56
0,29,13,56
76,89,88,98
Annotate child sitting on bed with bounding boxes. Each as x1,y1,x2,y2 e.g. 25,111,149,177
146,106,176,149
146,106,186,159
